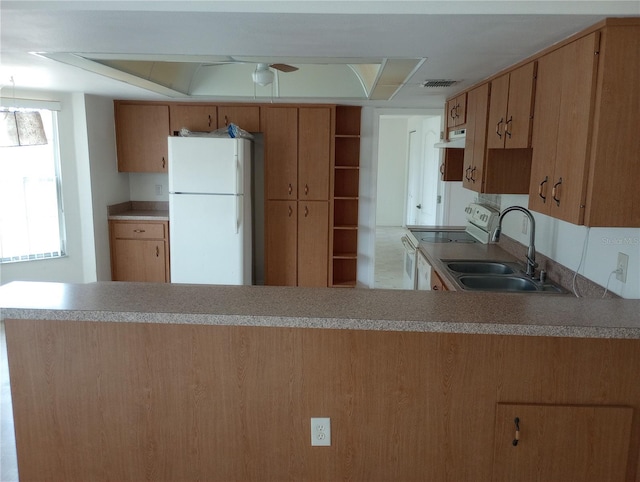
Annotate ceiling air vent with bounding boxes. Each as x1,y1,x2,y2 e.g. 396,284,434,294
421,79,458,88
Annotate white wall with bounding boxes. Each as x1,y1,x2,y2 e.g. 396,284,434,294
500,194,640,299
84,95,130,280
375,117,408,226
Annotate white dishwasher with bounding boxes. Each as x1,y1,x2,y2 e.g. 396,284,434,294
416,249,432,291
400,234,418,290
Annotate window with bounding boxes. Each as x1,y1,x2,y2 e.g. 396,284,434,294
0,108,67,263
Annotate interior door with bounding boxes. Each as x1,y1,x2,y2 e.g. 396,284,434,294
418,126,440,225
405,130,421,225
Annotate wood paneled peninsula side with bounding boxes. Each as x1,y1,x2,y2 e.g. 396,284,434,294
2,281,640,481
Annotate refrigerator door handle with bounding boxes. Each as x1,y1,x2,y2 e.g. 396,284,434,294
235,194,241,234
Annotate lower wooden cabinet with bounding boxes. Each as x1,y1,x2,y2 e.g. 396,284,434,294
265,200,328,287
109,220,170,282
493,403,633,482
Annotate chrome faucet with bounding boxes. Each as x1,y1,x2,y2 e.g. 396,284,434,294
492,206,538,277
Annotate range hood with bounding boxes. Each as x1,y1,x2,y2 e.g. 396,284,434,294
434,128,466,149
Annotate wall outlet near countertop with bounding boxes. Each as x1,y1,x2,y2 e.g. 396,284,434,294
310,417,331,446
616,252,628,283
155,184,163,196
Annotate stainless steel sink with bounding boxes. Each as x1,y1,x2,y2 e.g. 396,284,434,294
442,260,569,294
446,261,516,275
458,275,538,291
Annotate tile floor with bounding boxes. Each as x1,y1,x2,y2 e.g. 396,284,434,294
0,230,409,481
374,226,411,290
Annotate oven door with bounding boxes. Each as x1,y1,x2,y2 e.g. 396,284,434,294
400,235,417,290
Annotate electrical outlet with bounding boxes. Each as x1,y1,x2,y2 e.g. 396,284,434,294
310,417,331,446
616,252,629,283
521,215,528,235
155,184,163,196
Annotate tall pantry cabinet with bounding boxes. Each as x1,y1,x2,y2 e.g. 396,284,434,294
263,106,333,287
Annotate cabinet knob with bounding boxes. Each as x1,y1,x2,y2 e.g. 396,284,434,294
133,229,146,233
162,157,166,169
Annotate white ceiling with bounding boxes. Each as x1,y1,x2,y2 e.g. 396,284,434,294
1,1,638,108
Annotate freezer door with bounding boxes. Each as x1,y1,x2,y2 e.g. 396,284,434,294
168,137,249,195
169,193,251,285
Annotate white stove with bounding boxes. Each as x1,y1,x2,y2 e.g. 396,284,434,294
402,203,500,290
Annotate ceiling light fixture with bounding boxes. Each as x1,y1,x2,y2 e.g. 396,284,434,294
252,64,275,86
0,77,48,147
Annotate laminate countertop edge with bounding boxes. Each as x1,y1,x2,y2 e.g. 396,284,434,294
1,282,639,339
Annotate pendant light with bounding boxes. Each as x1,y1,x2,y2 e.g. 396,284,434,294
0,76,48,147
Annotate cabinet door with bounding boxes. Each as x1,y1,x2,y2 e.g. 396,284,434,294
492,403,632,482
113,239,167,282
486,73,510,149
218,105,260,132
529,48,563,215
298,201,329,287
463,83,490,192
550,33,599,224
298,107,331,201
264,107,298,200
440,148,464,181
454,93,467,126
169,104,217,134
265,200,297,286
115,103,170,173
504,62,536,148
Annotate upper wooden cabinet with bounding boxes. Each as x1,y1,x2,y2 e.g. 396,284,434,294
446,93,467,130
462,84,489,192
298,106,332,201
114,102,170,173
462,83,532,194
218,105,260,132
486,62,536,149
263,106,299,200
169,104,217,134
528,23,640,226
440,148,464,182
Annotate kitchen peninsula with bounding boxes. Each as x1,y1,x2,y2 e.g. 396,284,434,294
2,281,640,481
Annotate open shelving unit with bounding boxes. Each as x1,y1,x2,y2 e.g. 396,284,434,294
330,106,361,287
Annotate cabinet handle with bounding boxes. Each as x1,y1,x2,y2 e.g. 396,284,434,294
496,118,503,138
512,417,520,446
133,229,146,233
208,114,212,128
155,246,159,257
304,206,309,217
450,106,456,120
288,183,293,195
538,176,548,203
470,166,477,183
505,116,513,139
288,205,293,217
432,285,439,291
162,157,166,169
455,103,461,118
304,184,309,195
465,166,472,181
224,115,229,126
440,163,445,175
552,177,563,206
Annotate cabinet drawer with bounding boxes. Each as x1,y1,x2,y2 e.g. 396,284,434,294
112,222,166,240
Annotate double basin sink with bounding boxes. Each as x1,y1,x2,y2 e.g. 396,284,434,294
444,260,568,294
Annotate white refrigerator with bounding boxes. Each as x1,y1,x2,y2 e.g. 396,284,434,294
168,137,252,285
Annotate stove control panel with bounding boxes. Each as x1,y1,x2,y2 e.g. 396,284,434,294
465,203,500,231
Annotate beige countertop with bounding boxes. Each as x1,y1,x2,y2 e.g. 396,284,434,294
1,281,639,339
108,209,169,221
